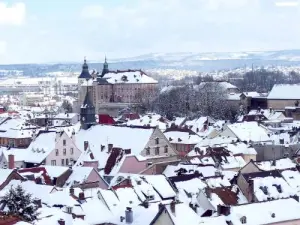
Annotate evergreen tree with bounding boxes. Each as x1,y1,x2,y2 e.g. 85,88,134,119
2,185,39,222
62,100,73,113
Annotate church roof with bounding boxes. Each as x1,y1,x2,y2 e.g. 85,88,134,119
78,59,93,79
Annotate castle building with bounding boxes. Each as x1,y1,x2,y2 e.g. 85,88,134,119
78,58,158,115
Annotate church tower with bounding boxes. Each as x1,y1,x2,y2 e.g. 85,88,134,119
101,56,109,77
80,86,96,130
78,57,93,80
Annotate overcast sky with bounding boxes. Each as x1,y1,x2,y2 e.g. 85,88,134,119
1,0,300,64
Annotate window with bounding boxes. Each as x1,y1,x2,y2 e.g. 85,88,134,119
66,158,69,166
155,138,159,145
51,160,56,166
55,149,59,156
240,216,247,224
63,139,66,146
63,148,66,156
155,147,159,155
164,145,168,153
146,147,150,155
70,148,74,155
61,159,64,166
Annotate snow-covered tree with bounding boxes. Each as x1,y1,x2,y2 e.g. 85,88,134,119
62,100,73,113
1,185,40,222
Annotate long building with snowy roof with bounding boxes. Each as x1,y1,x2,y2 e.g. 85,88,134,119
78,58,158,114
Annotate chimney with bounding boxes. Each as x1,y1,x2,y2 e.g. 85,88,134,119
69,187,74,196
8,154,14,169
248,179,255,202
125,207,133,224
33,198,42,208
125,149,131,154
79,192,85,201
158,203,164,211
84,141,89,151
217,205,231,216
108,143,113,153
170,200,176,214
58,219,65,225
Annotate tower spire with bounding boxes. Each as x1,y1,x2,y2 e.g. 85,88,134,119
101,55,109,77
78,57,92,79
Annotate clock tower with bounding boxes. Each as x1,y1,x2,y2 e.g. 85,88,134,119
80,86,96,130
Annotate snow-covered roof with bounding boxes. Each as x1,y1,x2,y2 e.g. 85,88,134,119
26,132,56,163
198,216,228,225
164,203,202,225
144,175,176,199
228,122,271,142
224,142,257,155
220,156,246,170
102,70,158,84
230,198,300,225
242,91,261,98
54,113,78,120
75,125,153,154
205,176,231,188
64,166,94,187
248,109,285,121
281,170,300,192
81,198,113,224
268,84,300,99
42,166,69,178
227,92,241,101
126,114,169,131
252,176,295,201
163,164,217,178
196,136,238,147
255,158,296,171
164,131,201,144
0,169,14,185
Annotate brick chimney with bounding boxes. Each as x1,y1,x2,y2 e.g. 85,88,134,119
84,141,89,151
58,219,65,225
8,154,14,169
79,192,85,201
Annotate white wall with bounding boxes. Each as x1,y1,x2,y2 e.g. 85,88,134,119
45,132,81,166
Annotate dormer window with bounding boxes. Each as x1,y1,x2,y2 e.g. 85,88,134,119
240,216,247,224
147,195,155,201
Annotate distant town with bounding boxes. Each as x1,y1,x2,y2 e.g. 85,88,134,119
0,53,300,225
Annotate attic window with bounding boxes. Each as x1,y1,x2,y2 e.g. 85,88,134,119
240,216,247,224
155,138,159,145
146,147,150,155
164,145,168,153
155,147,159,155
55,149,59,156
